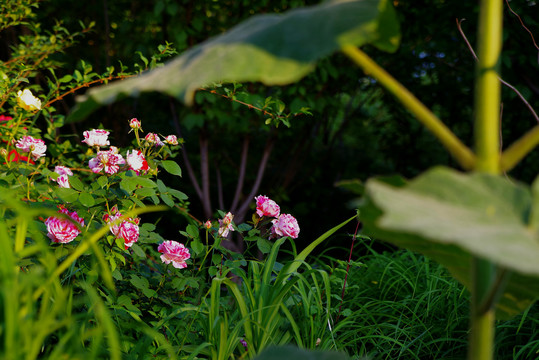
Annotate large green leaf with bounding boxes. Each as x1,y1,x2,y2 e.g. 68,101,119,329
360,166,539,319
67,0,400,122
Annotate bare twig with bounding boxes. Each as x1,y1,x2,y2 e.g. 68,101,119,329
236,135,275,223
457,18,539,124
230,136,250,212
169,99,203,201
200,130,212,218
216,165,224,210
336,219,361,323
504,0,539,52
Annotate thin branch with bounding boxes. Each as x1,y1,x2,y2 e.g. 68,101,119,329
504,0,539,51
230,136,250,212
169,99,203,201
236,135,275,222
336,220,361,324
216,164,224,211
44,74,136,108
200,88,308,122
457,19,539,124
200,131,212,219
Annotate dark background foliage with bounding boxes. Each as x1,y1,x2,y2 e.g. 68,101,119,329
6,0,537,245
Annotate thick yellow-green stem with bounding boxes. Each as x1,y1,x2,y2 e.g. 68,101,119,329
469,1,503,359
341,45,476,170
500,125,539,171
474,0,503,174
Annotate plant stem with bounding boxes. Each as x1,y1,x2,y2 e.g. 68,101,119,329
469,0,503,359
474,1,503,174
500,125,539,171
341,45,476,170
336,219,360,323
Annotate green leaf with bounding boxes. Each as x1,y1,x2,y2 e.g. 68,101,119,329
59,74,73,83
54,187,79,203
136,187,156,198
120,177,137,194
237,223,252,232
78,192,95,207
186,224,199,238
121,176,157,195
160,160,182,177
360,166,539,319
160,193,174,207
156,179,168,194
68,175,85,191
131,244,146,259
130,274,150,291
190,238,204,255
257,238,272,254
67,0,400,122
168,188,188,201
97,175,108,188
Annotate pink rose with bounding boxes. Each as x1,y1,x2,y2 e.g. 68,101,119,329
158,240,190,269
118,221,139,249
255,195,280,218
82,129,110,147
103,206,122,236
129,118,142,130
164,135,178,145
126,149,149,174
15,135,46,160
45,208,85,244
218,212,234,237
270,213,300,239
89,146,125,174
103,207,140,249
52,165,73,188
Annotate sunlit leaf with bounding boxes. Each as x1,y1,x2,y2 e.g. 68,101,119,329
360,166,539,319
67,0,400,122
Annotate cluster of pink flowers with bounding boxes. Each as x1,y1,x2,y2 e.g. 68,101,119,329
52,165,73,188
45,207,85,244
255,195,300,239
82,122,179,176
83,129,125,175
15,135,47,160
158,240,191,269
103,206,140,249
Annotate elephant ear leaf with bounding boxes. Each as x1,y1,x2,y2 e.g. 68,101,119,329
360,166,539,319
67,0,400,122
